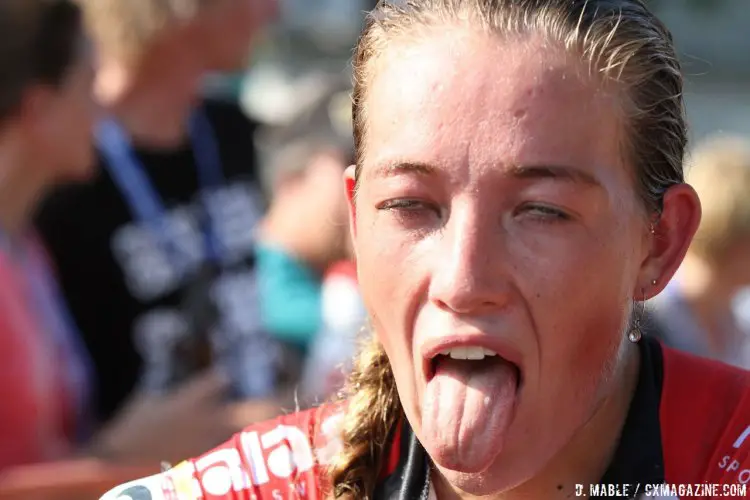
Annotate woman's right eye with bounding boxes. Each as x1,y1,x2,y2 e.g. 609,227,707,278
376,199,440,225
378,199,428,211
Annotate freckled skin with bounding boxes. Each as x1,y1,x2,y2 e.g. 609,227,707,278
349,29,655,495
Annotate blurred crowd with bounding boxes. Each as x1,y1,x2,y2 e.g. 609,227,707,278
0,0,747,497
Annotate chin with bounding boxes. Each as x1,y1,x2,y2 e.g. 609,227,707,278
427,443,496,474
436,462,532,498
428,437,546,498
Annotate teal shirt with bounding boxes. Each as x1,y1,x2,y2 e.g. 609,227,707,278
255,244,322,350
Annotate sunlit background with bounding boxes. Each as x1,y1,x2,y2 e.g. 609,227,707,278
210,0,750,141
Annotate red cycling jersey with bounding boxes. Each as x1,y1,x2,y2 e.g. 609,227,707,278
102,337,750,499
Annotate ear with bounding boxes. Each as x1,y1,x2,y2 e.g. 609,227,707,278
344,165,358,240
638,183,702,300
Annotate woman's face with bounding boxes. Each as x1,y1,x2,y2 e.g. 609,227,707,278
347,30,656,493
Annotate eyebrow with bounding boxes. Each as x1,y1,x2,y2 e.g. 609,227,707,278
370,161,602,187
505,164,603,187
370,161,438,179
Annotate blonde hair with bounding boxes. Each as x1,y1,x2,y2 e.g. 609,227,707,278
74,0,208,63
328,334,399,499
330,1,687,498
686,134,750,262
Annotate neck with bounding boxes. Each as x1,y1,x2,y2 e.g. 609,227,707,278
434,341,641,500
95,49,203,148
0,135,49,237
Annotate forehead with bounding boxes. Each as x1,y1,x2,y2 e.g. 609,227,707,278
364,28,627,187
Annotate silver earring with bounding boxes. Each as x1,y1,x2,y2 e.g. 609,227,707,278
651,279,657,286
628,325,643,344
628,324,643,344
628,295,646,343
628,326,642,343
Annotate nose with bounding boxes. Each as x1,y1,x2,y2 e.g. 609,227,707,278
429,204,512,315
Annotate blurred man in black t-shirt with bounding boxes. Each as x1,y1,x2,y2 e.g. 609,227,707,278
35,0,282,463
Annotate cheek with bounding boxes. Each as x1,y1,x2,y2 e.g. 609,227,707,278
518,248,630,457
524,227,634,400
354,213,419,353
356,225,424,421
564,298,626,391
508,210,635,348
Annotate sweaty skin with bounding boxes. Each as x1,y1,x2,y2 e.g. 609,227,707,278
349,29,650,495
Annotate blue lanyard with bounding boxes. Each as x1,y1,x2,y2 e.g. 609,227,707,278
26,248,94,442
0,231,94,443
95,107,225,275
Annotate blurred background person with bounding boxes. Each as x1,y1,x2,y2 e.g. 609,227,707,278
253,75,366,402
299,258,366,403
255,75,353,349
34,0,283,464
0,0,262,480
0,0,97,469
647,134,750,369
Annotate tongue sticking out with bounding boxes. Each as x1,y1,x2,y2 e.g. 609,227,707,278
422,356,518,473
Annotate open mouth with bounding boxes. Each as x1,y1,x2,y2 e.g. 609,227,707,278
421,343,523,470
427,346,522,389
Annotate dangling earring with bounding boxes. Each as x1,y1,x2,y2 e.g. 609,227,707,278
628,324,642,343
628,293,646,343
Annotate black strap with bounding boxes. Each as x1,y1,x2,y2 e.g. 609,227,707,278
592,336,666,496
375,419,431,500
398,430,431,500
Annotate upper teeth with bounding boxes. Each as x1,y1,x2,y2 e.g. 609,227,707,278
439,347,497,360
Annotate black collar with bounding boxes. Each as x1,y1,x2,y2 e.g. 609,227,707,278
378,336,666,500
598,335,665,489
375,421,430,500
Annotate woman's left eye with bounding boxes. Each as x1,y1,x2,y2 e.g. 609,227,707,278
516,203,571,222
